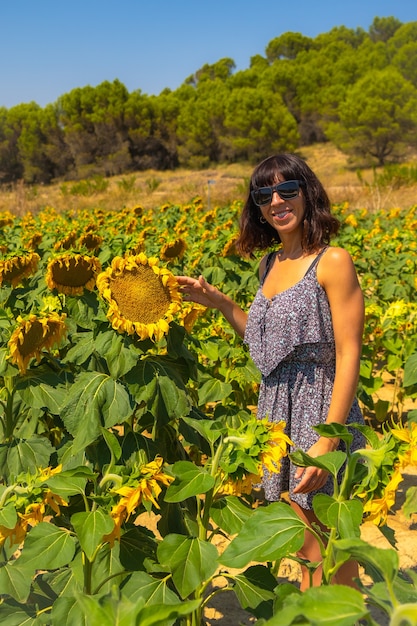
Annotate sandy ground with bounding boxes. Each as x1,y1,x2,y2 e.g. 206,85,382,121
203,466,417,626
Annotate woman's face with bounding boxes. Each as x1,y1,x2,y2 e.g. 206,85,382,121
257,175,306,237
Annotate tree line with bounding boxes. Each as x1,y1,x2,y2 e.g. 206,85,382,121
1,16,417,185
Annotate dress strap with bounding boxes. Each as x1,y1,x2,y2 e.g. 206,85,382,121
304,246,329,276
260,251,276,284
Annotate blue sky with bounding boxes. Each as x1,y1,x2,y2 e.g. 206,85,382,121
1,0,415,108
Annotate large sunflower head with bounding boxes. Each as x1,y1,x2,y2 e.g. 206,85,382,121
96,253,182,341
46,253,102,295
8,312,67,374
0,252,40,287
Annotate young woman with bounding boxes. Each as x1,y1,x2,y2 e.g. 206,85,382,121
177,153,365,589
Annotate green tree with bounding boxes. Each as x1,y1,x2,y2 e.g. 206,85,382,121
369,16,402,43
265,32,313,62
326,68,417,165
220,87,299,162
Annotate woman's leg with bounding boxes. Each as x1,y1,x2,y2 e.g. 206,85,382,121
290,500,359,589
290,501,325,589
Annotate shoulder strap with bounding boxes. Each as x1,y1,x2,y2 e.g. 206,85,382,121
304,246,328,276
261,251,276,283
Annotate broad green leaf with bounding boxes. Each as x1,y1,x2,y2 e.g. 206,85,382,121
404,353,417,387
62,330,94,365
312,422,353,446
290,449,346,478
0,562,33,603
0,503,18,529
136,600,202,626
220,502,306,568
266,584,367,625
181,415,223,445
210,495,253,535
164,460,215,501
403,485,417,519
125,359,190,425
326,499,363,538
122,570,181,605
18,522,76,571
157,534,218,598
198,378,233,404
233,564,276,613
101,426,122,463
119,527,158,571
0,602,39,625
16,369,64,414
94,330,138,378
60,371,133,453
334,538,399,583
65,292,101,330
46,470,91,499
312,493,335,527
50,596,90,626
71,511,114,560
0,437,53,477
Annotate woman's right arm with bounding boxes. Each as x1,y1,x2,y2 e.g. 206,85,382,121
176,274,248,338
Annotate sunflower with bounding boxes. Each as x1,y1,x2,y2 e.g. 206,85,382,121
160,237,187,261
221,235,239,257
78,232,103,251
54,230,78,251
96,253,182,341
0,252,40,287
46,253,102,295
8,312,67,374
259,420,294,476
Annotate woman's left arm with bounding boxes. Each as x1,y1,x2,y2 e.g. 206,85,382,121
319,246,364,434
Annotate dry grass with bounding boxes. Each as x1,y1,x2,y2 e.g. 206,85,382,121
1,144,417,216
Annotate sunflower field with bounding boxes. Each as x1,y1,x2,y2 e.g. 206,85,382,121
0,198,416,625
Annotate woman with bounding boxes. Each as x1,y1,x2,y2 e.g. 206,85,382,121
177,153,365,589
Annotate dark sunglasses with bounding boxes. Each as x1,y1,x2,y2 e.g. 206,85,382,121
251,180,304,206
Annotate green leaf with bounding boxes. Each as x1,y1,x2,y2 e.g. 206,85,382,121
334,538,399,584
326,499,363,538
404,353,417,387
71,511,114,561
403,486,417,519
157,534,218,599
233,564,276,613
0,562,33,603
60,371,133,453
210,495,253,535
101,426,122,463
181,416,223,445
46,468,92,498
220,502,306,568
164,460,215,501
94,330,139,378
125,359,190,426
121,570,181,605
289,449,346,478
119,527,158,571
0,437,53,477
198,378,233,404
0,601,38,625
18,522,76,571
266,584,367,625
63,331,95,366
16,369,65,414
0,503,18,529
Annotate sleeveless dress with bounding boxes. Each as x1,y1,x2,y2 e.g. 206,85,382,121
244,247,365,510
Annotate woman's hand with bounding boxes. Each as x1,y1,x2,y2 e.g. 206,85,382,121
177,274,225,309
292,436,338,494
176,274,248,338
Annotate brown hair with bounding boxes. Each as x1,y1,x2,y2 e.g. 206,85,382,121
236,153,340,257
